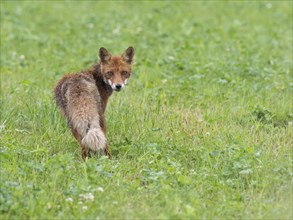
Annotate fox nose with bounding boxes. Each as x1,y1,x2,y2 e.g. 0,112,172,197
115,84,122,90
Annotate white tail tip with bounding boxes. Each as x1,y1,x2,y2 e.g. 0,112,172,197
81,128,106,152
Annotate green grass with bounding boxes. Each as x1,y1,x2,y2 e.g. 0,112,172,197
1,1,292,219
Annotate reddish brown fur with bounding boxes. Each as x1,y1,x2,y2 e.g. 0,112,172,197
54,47,134,159
104,56,128,72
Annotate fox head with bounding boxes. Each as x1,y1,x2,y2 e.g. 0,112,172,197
99,47,134,92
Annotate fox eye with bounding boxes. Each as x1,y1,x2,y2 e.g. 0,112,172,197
105,71,113,78
121,71,128,76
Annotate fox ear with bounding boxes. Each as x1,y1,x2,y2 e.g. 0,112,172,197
122,46,134,64
99,47,111,63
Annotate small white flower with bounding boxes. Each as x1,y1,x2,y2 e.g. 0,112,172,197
136,27,142,33
168,56,175,60
82,206,88,210
78,201,83,205
19,55,25,61
65,197,73,202
0,124,5,133
88,193,94,200
206,132,211,136
80,193,94,201
88,23,94,29
112,27,120,35
162,79,167,84
266,3,272,9
46,203,51,209
97,187,104,192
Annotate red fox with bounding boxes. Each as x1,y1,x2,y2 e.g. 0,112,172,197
54,47,134,159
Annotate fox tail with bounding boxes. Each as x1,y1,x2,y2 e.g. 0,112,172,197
81,128,107,152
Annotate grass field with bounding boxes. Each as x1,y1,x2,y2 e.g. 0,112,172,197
1,1,292,219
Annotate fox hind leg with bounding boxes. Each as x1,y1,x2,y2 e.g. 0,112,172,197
99,117,112,158
103,143,112,159
71,128,88,160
